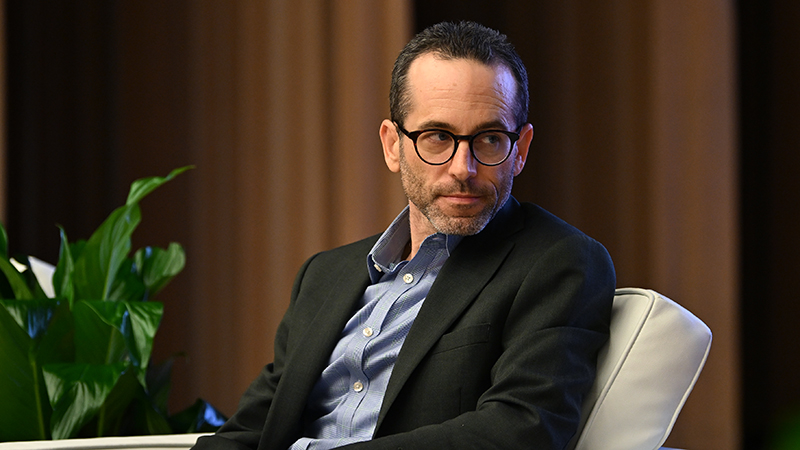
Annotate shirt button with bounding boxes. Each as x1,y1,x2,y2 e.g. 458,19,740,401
403,273,414,284
362,327,374,337
353,381,364,392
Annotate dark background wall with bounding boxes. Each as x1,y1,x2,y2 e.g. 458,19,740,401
3,1,799,448
5,2,123,262
4,1,193,265
737,1,800,448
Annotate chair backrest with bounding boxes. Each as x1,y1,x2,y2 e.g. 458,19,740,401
568,288,712,450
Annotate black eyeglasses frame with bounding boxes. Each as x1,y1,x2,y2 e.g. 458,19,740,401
394,122,522,167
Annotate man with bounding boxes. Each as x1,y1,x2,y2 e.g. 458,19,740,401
194,21,615,450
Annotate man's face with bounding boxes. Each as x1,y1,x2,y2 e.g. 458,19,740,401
381,53,533,237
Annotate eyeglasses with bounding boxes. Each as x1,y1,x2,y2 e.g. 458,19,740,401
395,122,521,166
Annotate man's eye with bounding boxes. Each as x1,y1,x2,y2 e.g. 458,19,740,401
421,131,452,144
476,132,502,145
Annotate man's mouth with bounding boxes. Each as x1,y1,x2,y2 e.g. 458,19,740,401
439,192,484,207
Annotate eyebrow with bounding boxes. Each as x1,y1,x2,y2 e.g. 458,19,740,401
415,119,510,132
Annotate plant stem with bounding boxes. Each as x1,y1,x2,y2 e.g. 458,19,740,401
97,405,106,437
29,352,48,440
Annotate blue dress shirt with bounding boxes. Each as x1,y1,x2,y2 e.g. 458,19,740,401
289,207,462,450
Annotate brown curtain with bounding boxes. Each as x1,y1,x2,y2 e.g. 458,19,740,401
133,0,412,417
495,2,740,448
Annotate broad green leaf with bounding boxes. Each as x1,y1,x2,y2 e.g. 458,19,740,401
0,257,34,300
92,369,140,437
81,367,174,437
34,302,75,366
0,222,8,259
73,301,127,366
0,301,50,440
122,385,174,436
0,299,70,441
124,302,163,381
71,204,141,300
107,260,146,302
69,240,88,262
144,401,174,435
1,298,57,340
95,372,172,437
135,243,186,300
73,301,162,381
43,362,125,439
126,166,193,206
145,356,179,416
0,268,13,299
53,227,76,306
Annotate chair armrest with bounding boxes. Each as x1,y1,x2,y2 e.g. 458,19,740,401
0,433,211,450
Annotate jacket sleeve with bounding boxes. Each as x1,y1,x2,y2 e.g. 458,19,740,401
342,234,615,450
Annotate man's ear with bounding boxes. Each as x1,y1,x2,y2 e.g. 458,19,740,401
380,119,401,173
512,123,534,176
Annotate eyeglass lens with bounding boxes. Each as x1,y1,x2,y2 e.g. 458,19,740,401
416,130,512,165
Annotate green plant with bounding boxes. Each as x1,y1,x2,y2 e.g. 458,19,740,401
0,166,225,442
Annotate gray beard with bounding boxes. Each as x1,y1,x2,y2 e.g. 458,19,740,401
398,148,512,236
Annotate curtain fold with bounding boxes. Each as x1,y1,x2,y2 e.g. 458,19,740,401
180,0,411,413
448,2,740,448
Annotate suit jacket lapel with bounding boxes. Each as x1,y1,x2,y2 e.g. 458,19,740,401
284,260,370,391
376,199,524,428
260,242,374,450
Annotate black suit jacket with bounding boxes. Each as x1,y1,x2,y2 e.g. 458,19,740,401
194,199,615,450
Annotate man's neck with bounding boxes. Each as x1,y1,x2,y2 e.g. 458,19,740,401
406,204,438,260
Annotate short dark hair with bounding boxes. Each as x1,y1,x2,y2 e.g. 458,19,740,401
389,21,529,128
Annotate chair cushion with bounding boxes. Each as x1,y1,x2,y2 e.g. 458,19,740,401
569,288,712,450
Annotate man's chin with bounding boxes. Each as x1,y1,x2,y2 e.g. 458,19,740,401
429,212,493,236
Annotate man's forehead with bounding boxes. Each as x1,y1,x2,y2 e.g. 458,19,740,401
408,53,509,79
404,54,518,127
407,54,515,94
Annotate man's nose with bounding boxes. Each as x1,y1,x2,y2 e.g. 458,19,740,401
448,139,478,180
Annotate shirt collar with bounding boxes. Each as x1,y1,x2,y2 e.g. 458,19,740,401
367,206,462,283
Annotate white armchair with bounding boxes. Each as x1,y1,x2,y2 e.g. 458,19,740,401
0,288,710,450
569,288,712,450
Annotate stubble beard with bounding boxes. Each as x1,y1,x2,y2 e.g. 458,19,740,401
398,147,514,236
